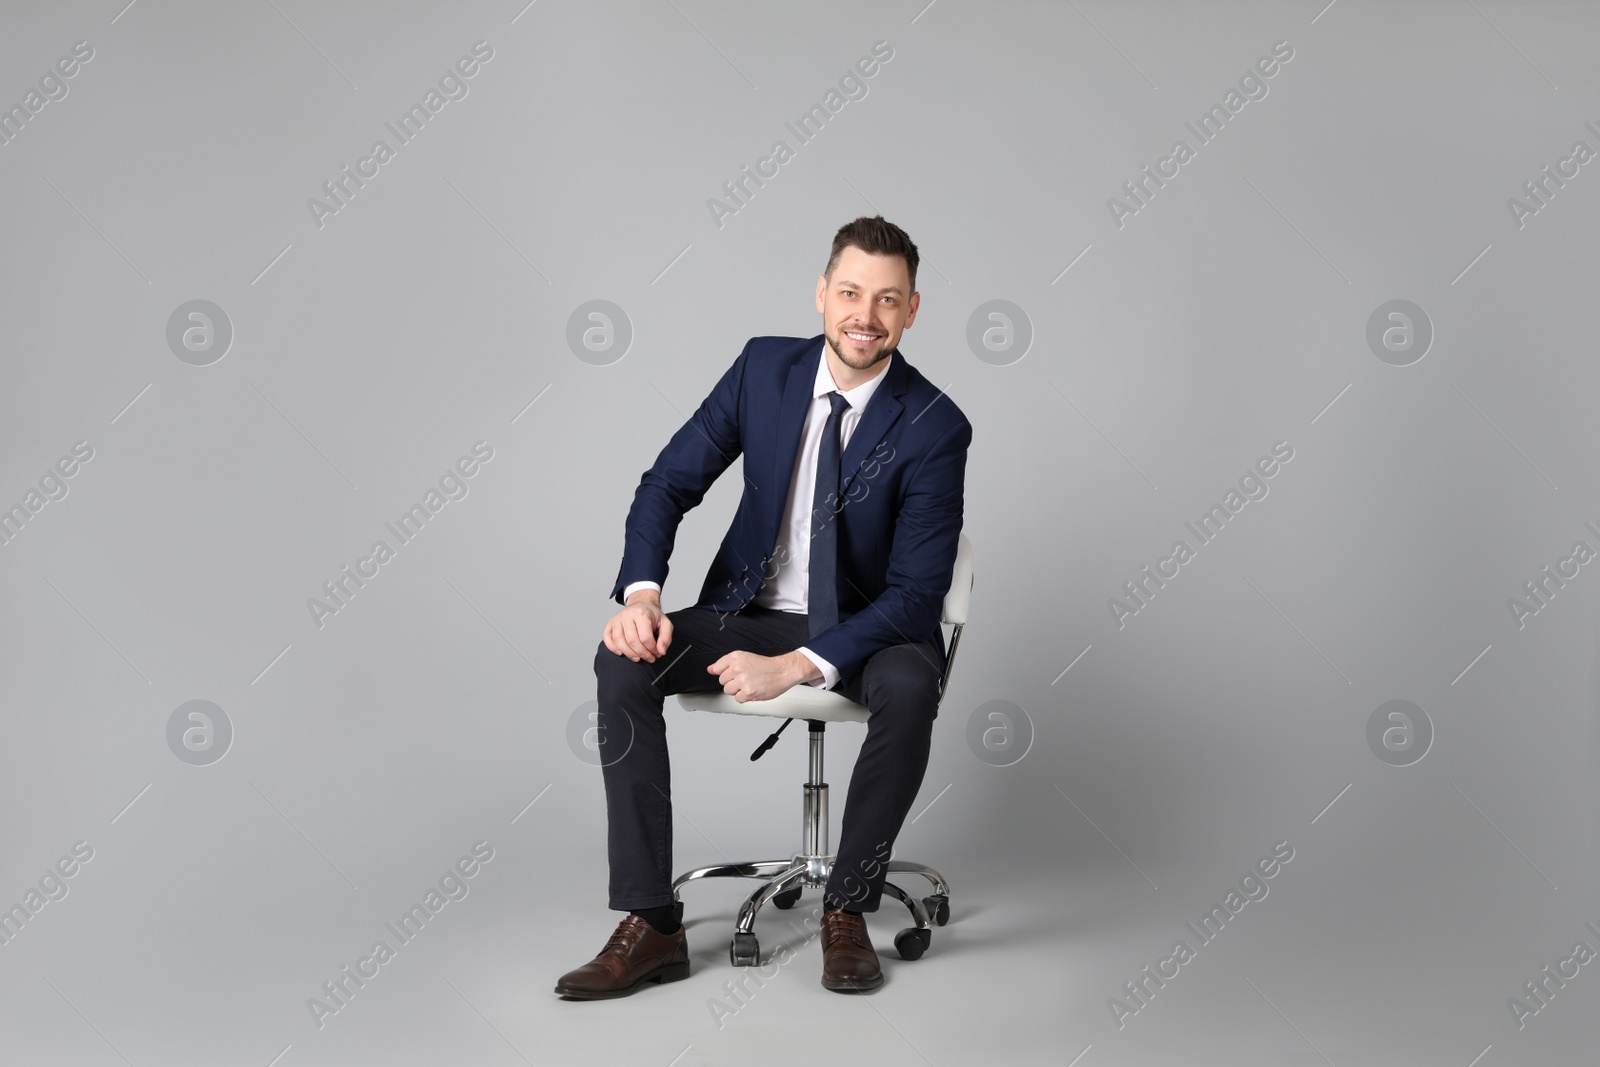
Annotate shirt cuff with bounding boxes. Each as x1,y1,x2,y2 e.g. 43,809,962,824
797,646,840,690
622,580,661,602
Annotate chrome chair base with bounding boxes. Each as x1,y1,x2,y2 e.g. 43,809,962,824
669,720,952,967
672,854,951,931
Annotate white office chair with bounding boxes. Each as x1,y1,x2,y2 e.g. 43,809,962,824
670,533,974,966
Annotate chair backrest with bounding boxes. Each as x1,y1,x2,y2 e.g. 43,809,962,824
942,533,974,626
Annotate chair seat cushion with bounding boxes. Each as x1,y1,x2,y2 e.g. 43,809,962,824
675,688,870,723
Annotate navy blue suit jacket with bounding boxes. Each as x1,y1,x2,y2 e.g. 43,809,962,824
608,334,972,688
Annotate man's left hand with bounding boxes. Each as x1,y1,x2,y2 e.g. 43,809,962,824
707,650,817,702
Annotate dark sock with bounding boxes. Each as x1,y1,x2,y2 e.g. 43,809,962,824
824,902,863,915
630,904,681,935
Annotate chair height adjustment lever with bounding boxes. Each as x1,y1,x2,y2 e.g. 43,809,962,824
750,717,794,761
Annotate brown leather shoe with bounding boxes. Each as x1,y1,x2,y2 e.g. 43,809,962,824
554,914,690,999
820,908,883,992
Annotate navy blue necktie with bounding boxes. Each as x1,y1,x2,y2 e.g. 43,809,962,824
808,390,850,638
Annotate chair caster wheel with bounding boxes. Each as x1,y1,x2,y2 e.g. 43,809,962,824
894,927,931,961
922,894,950,926
772,887,802,910
730,932,760,967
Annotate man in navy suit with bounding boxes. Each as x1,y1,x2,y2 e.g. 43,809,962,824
556,216,972,998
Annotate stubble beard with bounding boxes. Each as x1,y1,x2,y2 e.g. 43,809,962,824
826,328,894,373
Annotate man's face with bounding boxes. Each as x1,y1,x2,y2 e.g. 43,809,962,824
815,246,920,373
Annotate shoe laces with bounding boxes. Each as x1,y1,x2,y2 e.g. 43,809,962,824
822,910,866,948
600,915,651,957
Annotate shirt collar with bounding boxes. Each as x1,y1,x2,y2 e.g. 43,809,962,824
813,342,893,411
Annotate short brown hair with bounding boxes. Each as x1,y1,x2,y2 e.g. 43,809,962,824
824,215,919,294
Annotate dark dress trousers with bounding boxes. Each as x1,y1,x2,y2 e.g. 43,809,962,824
597,334,972,913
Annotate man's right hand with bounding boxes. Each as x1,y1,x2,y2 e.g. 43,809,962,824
603,590,672,662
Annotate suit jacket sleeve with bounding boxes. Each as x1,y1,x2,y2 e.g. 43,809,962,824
803,416,972,685
607,342,750,605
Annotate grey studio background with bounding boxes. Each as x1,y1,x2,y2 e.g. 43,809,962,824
2,0,1598,1064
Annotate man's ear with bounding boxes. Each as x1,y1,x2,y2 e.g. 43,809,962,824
815,274,828,315
903,291,920,328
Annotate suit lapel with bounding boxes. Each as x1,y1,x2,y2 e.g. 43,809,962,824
838,350,907,498
769,340,822,537
768,341,910,536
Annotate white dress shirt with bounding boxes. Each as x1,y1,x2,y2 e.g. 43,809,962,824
623,344,894,691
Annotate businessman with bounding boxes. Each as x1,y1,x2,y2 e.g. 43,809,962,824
556,216,972,998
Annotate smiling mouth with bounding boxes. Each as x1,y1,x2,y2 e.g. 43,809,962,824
843,330,882,344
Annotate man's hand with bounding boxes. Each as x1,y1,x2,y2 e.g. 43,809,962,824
707,650,821,703
603,590,672,662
